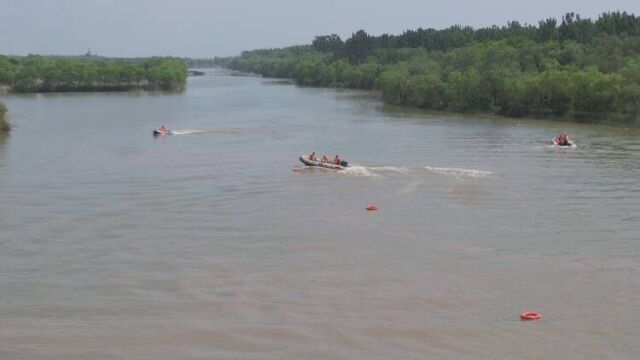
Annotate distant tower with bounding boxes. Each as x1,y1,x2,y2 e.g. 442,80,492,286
85,48,92,57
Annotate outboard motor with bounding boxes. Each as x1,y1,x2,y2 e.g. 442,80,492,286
340,160,348,167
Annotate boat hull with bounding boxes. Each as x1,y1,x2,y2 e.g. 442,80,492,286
299,155,347,169
553,137,575,147
153,129,173,136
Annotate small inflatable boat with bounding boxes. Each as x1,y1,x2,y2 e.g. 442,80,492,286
553,136,575,147
299,155,348,169
153,129,173,136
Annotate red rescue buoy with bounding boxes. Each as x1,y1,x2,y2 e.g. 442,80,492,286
366,205,379,211
292,168,301,172
520,312,542,321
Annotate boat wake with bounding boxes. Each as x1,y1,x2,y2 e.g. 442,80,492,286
336,165,493,179
170,129,209,135
170,128,275,136
339,166,379,177
422,166,493,179
550,143,577,148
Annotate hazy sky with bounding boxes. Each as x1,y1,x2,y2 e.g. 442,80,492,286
1,0,639,58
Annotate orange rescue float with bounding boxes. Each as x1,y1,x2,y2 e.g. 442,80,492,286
366,205,379,211
520,311,542,321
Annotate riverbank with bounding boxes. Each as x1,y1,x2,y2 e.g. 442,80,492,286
216,11,640,127
0,55,187,93
0,101,8,132
0,82,184,93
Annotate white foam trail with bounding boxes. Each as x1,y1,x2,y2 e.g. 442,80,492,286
171,128,275,135
423,166,493,179
366,165,492,178
171,129,208,135
339,166,379,178
366,166,411,174
212,128,275,134
338,165,493,179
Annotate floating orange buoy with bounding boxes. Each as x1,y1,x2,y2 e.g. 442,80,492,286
520,312,542,321
292,168,301,172
366,205,379,211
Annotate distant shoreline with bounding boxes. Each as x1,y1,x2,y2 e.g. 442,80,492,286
221,67,640,128
0,55,188,94
0,101,9,132
0,82,184,94
216,11,640,127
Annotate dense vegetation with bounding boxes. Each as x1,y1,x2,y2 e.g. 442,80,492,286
0,102,8,132
0,55,188,92
217,12,640,124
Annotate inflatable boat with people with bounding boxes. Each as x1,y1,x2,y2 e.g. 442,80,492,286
299,152,348,170
553,134,575,147
153,125,173,136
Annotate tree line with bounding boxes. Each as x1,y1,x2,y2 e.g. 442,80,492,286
0,55,188,92
216,11,640,125
0,101,8,132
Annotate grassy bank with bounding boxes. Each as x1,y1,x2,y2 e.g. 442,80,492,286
0,56,187,92
216,11,640,126
0,102,9,132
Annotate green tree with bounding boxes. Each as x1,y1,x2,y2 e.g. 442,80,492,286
0,102,9,132
342,30,375,64
376,68,410,104
312,34,344,54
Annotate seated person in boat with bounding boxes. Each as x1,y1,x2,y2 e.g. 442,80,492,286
333,154,341,165
556,134,571,145
309,152,317,161
321,154,329,163
159,125,168,132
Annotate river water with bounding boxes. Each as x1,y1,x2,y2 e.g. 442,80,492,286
1,69,639,359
